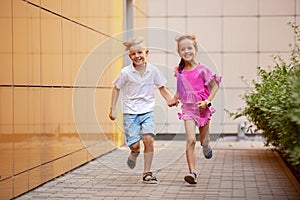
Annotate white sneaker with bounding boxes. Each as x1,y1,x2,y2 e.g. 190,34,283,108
184,172,197,184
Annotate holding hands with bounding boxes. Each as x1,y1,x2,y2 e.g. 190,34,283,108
167,95,179,107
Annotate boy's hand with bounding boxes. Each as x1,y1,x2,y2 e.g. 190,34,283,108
168,98,179,107
109,108,116,120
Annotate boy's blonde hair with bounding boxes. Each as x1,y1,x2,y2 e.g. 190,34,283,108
123,37,145,51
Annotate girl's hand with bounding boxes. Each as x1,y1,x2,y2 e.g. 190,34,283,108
197,101,207,110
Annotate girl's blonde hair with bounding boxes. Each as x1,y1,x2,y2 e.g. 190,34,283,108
175,34,199,73
175,34,198,52
123,37,145,51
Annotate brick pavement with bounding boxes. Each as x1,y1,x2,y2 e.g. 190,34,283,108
16,139,300,200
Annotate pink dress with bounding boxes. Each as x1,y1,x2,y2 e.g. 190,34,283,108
175,64,222,127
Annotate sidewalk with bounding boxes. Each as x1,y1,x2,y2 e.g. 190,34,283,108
16,139,300,200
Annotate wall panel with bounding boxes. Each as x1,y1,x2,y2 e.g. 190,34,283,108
0,88,13,181
0,0,126,198
0,178,13,200
13,87,29,175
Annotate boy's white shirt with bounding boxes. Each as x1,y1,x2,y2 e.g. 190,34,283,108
112,63,167,114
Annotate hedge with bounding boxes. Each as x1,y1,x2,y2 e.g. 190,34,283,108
229,22,300,165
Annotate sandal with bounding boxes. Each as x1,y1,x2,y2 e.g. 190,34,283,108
202,144,212,159
143,172,157,184
184,172,197,184
127,151,140,169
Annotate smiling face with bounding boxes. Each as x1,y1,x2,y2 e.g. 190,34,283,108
177,38,197,64
128,44,149,67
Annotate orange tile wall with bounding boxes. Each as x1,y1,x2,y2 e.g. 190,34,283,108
0,0,128,199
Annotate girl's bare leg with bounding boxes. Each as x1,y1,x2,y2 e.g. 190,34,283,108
199,122,210,146
199,123,212,159
184,120,197,172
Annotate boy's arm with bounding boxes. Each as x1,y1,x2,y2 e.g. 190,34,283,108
173,93,179,103
159,86,178,107
109,85,120,120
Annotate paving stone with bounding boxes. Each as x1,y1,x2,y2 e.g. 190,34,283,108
15,140,300,200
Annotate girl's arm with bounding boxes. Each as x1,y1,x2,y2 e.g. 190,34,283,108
197,79,219,110
159,86,178,107
109,86,120,120
207,79,219,101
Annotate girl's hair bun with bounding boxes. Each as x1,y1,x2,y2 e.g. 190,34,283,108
175,34,197,42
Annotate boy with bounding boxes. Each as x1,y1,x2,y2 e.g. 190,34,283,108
109,37,176,184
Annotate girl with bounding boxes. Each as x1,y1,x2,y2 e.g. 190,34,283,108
174,35,221,184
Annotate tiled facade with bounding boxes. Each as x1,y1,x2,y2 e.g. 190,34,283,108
146,0,299,133
0,0,148,199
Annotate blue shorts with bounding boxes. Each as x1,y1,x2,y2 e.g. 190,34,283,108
123,112,156,147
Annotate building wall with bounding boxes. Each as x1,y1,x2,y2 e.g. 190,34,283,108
0,0,130,199
146,0,300,134
1,0,298,199
133,0,148,28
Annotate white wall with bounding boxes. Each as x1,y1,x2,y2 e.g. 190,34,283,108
145,0,299,134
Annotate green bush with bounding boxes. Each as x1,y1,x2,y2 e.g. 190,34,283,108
229,22,300,165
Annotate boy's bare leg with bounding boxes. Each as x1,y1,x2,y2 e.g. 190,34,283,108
128,141,140,162
184,120,196,172
142,134,154,173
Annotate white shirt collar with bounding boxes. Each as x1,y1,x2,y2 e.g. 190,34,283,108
130,63,150,74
